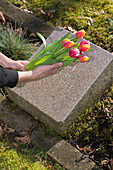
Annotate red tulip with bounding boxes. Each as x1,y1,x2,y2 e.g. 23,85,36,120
80,40,90,52
69,48,80,58
80,40,90,46
63,40,75,49
79,56,89,63
60,38,70,44
80,45,90,52
75,29,85,39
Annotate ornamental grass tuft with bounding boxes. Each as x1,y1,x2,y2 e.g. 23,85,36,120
0,24,37,60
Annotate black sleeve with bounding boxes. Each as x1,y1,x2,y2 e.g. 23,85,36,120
0,66,18,88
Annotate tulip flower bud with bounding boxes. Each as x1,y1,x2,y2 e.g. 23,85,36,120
80,44,90,52
75,29,85,39
69,48,80,58
80,40,90,46
60,38,70,44
79,56,89,63
63,41,75,49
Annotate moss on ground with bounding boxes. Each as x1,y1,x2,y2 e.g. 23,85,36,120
8,0,113,52
0,140,48,169
0,122,63,170
64,84,113,169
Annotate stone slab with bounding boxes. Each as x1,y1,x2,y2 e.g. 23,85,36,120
0,93,61,152
31,128,61,152
47,140,101,170
0,0,54,38
7,27,113,134
0,94,35,132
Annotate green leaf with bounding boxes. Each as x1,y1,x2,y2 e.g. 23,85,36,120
70,36,78,42
26,53,52,70
26,52,52,70
40,58,57,65
53,47,72,59
26,31,72,70
45,39,59,52
60,56,71,61
34,52,52,65
62,58,75,67
36,32,46,48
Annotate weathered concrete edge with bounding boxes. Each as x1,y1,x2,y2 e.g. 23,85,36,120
47,140,101,170
0,0,54,38
62,59,113,132
7,88,63,134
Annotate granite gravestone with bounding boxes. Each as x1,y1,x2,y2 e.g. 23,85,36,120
7,27,113,134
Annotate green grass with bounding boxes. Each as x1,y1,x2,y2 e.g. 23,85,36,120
0,137,63,170
0,140,48,169
0,24,37,60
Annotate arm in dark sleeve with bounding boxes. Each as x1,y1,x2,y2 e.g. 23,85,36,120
0,66,18,88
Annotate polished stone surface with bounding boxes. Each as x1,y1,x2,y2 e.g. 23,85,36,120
8,27,113,134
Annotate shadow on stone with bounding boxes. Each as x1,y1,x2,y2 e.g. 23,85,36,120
0,94,61,152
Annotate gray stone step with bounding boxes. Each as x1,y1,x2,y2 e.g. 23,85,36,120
0,0,54,38
7,27,113,135
47,140,102,170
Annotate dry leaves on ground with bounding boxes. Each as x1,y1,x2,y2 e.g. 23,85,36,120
15,135,30,144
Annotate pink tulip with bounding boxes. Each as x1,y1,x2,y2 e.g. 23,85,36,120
80,40,90,46
80,44,90,52
69,48,80,58
79,56,89,63
75,29,85,39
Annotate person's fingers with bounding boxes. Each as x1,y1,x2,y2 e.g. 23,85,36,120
14,61,28,71
18,64,26,71
19,60,29,66
36,62,63,73
38,68,59,79
47,62,63,70
15,62,27,71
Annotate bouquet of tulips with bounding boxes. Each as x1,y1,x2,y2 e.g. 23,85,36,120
25,30,90,71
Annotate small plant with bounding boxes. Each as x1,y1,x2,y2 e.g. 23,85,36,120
0,88,6,97
0,24,37,60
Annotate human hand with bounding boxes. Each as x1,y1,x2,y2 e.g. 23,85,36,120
32,62,63,80
0,52,28,71
6,60,29,71
18,62,63,83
